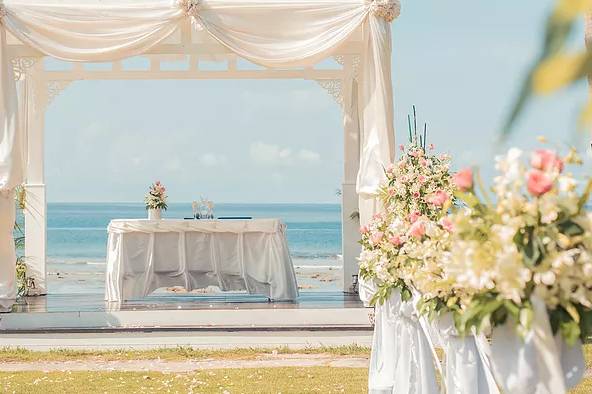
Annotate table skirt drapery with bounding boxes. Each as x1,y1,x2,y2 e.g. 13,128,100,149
105,219,299,302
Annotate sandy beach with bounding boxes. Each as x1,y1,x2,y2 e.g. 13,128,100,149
46,260,344,295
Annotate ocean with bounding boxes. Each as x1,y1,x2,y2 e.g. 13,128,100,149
44,203,344,293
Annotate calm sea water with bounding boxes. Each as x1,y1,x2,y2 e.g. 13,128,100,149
46,203,343,267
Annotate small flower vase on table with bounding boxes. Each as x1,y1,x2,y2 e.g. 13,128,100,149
145,181,167,221
148,208,161,220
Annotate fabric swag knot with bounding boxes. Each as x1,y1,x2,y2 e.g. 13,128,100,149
369,0,401,23
179,0,201,17
0,5,7,21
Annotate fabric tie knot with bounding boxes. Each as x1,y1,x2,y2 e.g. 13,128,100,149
369,0,401,22
179,0,201,17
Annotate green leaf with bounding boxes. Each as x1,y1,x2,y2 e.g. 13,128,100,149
502,0,579,136
557,219,585,237
521,227,544,266
401,287,412,302
577,179,592,212
454,191,480,209
560,319,581,346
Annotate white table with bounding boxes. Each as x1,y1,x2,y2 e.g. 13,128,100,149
105,219,299,302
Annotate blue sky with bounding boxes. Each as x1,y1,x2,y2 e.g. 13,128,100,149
44,1,589,203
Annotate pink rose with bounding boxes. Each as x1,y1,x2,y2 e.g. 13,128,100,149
419,158,428,167
418,175,426,184
408,211,421,223
531,149,563,173
427,190,449,207
527,169,553,197
408,221,426,239
388,235,404,246
371,231,384,245
399,144,405,151
454,168,473,192
413,192,420,198
359,225,369,234
439,217,454,232
429,144,435,150
386,164,395,174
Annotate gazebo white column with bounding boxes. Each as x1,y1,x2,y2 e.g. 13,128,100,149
341,60,361,293
23,66,48,295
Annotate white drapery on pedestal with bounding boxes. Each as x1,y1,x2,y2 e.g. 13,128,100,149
367,291,439,394
105,219,299,302
0,0,398,307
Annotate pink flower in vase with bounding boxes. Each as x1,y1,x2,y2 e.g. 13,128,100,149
408,211,421,223
419,158,428,167
454,168,473,192
388,235,404,246
418,175,426,184
531,149,564,173
413,191,420,199
371,231,384,245
439,217,454,232
408,220,426,239
359,225,369,234
427,190,449,207
399,144,405,151
527,169,553,197
429,144,435,150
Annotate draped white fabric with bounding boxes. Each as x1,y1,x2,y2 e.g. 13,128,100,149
0,191,16,311
0,27,20,191
434,313,500,394
0,0,398,307
105,219,299,302
488,297,584,394
367,291,439,394
1,1,183,62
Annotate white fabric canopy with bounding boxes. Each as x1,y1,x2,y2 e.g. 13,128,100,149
0,0,398,306
105,219,299,302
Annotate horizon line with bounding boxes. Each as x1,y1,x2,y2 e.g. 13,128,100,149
45,201,342,205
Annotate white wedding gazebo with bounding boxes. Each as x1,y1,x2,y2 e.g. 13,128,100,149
0,0,398,308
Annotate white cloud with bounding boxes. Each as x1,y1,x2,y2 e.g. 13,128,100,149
249,142,320,166
249,142,292,164
200,153,228,167
297,149,321,163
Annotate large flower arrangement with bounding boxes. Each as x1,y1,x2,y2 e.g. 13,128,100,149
358,122,455,305
144,181,168,211
443,145,592,344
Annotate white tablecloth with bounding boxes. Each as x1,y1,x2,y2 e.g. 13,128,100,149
105,219,299,302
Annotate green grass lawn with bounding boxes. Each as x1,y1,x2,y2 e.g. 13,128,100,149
0,344,370,362
0,345,589,393
0,368,368,393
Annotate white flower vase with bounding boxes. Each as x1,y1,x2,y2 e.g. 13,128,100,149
436,313,499,394
554,334,584,389
148,208,161,220
490,297,568,394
